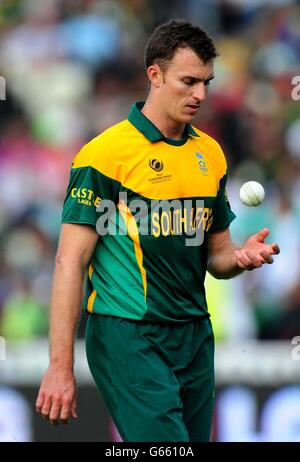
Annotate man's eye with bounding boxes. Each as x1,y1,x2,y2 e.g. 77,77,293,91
205,78,214,86
183,80,194,86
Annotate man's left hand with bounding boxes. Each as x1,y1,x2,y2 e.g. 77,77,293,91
234,228,280,271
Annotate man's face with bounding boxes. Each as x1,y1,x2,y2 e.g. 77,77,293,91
156,47,214,125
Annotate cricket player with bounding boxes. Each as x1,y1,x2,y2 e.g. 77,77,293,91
36,20,280,441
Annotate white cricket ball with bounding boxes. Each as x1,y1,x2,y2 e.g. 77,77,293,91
239,181,265,207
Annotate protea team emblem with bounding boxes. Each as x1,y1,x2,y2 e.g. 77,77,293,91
149,159,164,172
195,152,208,174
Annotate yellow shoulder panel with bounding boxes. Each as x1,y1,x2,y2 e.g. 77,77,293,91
71,121,228,200
72,120,136,180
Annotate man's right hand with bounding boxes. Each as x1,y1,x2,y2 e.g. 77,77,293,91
36,367,78,425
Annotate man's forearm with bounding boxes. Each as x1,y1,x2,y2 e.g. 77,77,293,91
207,242,244,279
49,257,85,370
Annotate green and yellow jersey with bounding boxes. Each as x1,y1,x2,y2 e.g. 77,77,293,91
62,102,236,323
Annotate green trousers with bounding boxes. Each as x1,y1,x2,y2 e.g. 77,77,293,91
85,314,215,442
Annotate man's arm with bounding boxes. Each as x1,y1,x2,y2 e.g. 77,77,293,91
207,227,280,279
36,223,98,425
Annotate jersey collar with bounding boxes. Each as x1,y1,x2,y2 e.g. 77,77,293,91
128,101,199,145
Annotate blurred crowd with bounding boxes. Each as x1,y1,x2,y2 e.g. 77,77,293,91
0,0,299,343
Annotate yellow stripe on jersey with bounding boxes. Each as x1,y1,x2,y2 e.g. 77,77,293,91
118,200,147,301
87,263,96,313
88,263,94,280
87,289,97,313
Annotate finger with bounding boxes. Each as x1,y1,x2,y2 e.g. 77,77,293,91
260,250,273,264
41,396,52,420
36,392,45,414
49,400,62,423
270,243,280,255
235,250,255,270
59,398,72,423
50,419,59,426
71,399,78,419
245,250,263,268
255,228,270,243
235,250,251,268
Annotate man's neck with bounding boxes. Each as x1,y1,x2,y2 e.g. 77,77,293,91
142,98,186,140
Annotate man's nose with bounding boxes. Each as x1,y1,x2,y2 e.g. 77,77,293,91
193,83,206,102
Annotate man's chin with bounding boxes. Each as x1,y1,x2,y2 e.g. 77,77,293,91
180,113,195,124
172,111,195,125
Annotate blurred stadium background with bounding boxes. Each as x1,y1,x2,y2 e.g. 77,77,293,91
0,0,300,442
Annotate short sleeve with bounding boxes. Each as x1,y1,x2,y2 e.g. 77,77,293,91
209,173,236,233
62,165,119,228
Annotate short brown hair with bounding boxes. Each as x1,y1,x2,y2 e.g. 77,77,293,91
145,19,219,71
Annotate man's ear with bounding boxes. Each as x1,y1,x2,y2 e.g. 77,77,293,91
147,63,163,88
